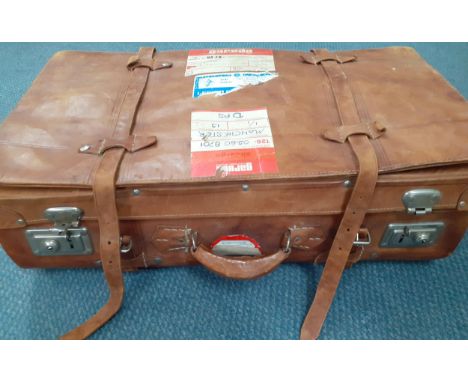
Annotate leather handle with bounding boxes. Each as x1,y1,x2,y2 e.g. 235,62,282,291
191,245,290,280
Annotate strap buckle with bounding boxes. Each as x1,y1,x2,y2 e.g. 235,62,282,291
353,228,372,246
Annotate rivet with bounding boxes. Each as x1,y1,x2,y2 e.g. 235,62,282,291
371,252,379,259
242,184,249,192
132,189,141,196
460,200,466,208
79,144,91,153
343,180,352,188
154,257,163,265
161,62,171,67
16,218,25,225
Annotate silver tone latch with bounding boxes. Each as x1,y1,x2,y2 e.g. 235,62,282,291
43,207,83,228
402,189,441,215
25,207,93,256
379,222,445,248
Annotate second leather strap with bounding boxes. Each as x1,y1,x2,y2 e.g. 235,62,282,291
300,53,381,340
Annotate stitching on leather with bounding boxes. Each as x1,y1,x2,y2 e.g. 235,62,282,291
291,226,320,230
98,140,106,154
168,247,187,252
112,73,132,138
350,82,390,167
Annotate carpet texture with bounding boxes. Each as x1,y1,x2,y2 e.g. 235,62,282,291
0,42,467,340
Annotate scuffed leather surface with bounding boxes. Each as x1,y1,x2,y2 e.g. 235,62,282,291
0,46,467,187
0,42,467,339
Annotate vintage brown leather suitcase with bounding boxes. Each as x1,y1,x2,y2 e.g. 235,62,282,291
0,46,467,340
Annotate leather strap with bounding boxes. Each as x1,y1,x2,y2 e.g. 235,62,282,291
61,47,170,340
301,49,357,65
300,51,381,340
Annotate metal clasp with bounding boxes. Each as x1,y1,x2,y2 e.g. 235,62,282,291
44,207,82,228
402,189,441,215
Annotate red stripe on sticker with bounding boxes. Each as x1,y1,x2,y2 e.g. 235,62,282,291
188,49,273,56
210,235,261,250
191,148,279,178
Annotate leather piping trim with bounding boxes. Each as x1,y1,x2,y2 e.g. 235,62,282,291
300,51,381,340
60,47,167,340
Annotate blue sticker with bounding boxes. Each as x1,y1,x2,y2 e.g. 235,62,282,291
193,72,277,98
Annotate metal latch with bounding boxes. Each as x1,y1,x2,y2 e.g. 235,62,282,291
402,189,441,215
25,207,93,256
379,222,445,248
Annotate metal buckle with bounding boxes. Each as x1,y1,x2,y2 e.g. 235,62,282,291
402,189,441,215
353,228,372,246
190,231,198,253
120,236,133,254
282,230,292,254
26,207,93,256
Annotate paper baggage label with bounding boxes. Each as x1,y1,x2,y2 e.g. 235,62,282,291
192,72,278,98
185,49,275,76
191,108,279,178
210,235,263,257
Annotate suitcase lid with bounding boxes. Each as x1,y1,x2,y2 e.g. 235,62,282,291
0,47,467,188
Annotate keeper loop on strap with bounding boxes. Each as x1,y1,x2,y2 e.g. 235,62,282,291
301,49,357,65
323,121,387,143
127,56,173,71
78,135,157,156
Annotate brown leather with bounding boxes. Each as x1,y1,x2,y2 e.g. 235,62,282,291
79,135,157,156
127,55,173,71
1,47,467,188
151,226,193,254
191,245,290,280
323,120,387,143
0,46,467,340
0,207,26,229
301,49,357,65
286,226,325,250
61,48,171,340
457,188,468,211
299,54,381,339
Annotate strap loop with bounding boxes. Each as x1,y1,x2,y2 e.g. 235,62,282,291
61,47,168,340
323,121,386,143
301,49,357,65
300,52,379,340
127,56,173,71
